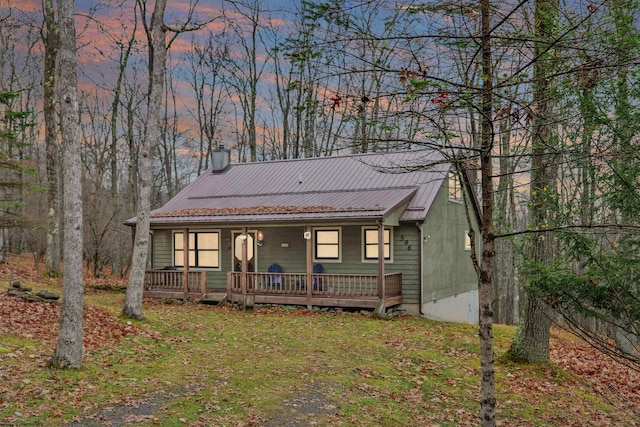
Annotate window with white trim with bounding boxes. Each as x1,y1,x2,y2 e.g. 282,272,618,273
174,231,220,268
362,227,392,261
314,228,341,261
449,171,462,201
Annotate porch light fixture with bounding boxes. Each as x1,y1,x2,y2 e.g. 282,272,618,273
257,230,264,246
238,234,247,242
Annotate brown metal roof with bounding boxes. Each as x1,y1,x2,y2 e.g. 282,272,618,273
147,187,417,225
134,150,451,226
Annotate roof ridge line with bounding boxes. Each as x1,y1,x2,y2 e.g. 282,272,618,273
223,149,430,167
187,185,419,200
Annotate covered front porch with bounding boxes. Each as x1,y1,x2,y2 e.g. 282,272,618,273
143,269,402,310
143,223,403,310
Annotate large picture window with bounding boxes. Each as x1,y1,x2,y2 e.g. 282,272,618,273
174,231,220,268
314,228,341,261
363,227,391,261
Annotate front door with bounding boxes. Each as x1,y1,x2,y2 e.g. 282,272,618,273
232,231,257,272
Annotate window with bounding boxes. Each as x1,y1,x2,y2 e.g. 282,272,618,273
314,228,341,261
449,171,462,201
363,227,392,261
465,230,472,251
174,231,220,268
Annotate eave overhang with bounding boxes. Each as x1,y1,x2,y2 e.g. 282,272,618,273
125,187,419,227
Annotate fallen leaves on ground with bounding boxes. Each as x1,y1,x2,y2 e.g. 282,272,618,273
0,294,157,351
0,255,160,425
551,332,640,417
0,252,128,291
0,253,56,286
0,253,159,352
2,254,640,426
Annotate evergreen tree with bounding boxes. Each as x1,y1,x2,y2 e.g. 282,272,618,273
0,91,37,231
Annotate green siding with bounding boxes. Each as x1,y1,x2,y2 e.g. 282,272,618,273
210,228,232,289
253,226,308,273
393,224,421,303
152,230,173,268
422,180,479,302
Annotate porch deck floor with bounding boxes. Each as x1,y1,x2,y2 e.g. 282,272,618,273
143,289,402,309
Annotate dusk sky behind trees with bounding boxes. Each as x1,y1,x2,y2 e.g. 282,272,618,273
9,0,306,150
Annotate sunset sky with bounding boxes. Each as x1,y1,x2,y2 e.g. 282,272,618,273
2,0,305,146
1,0,459,166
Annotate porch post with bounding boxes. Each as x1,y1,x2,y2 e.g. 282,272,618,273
200,271,207,294
241,226,248,304
377,222,386,301
306,226,312,310
183,227,189,298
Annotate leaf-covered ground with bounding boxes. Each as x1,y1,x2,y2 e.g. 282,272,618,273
1,254,639,426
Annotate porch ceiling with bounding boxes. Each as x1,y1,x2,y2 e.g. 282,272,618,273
145,187,417,225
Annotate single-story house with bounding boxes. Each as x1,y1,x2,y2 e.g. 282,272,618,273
127,148,481,323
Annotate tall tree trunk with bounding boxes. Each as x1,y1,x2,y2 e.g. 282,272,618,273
493,107,517,325
123,0,168,320
478,0,496,422
507,0,559,364
110,12,137,201
50,0,83,369
109,12,137,276
43,0,61,277
126,93,138,215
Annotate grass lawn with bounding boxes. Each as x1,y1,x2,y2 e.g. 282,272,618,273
1,258,639,426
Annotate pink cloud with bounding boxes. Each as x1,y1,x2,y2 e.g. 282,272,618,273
8,0,39,12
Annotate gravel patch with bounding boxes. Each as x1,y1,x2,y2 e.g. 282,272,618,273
262,382,340,426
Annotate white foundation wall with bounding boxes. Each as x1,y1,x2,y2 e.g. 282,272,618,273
421,290,478,324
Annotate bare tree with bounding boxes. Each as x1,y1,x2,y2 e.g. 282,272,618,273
109,3,138,202
49,0,84,369
493,105,523,325
183,34,228,170
155,61,197,202
108,3,139,276
123,0,170,320
220,0,274,162
122,68,146,216
42,0,61,277
123,0,210,319
78,88,120,277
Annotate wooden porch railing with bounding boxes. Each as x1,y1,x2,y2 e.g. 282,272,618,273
144,270,207,294
227,272,402,297
385,272,402,297
142,270,401,308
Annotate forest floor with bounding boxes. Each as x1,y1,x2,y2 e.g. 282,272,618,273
1,253,639,426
